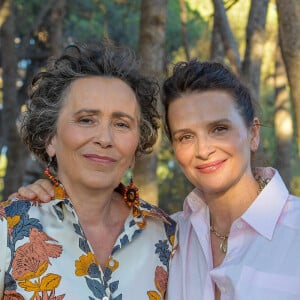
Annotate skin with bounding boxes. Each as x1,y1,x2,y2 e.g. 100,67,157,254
16,88,261,298
17,77,140,202
168,90,260,299
47,76,139,197
21,76,141,269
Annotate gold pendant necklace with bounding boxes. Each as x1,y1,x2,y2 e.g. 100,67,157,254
210,177,269,255
210,224,229,254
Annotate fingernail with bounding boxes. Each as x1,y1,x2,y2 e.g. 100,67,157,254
42,195,51,202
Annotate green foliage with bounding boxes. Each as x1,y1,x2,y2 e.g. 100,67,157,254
166,0,207,61
158,136,194,214
64,0,141,49
8,0,300,206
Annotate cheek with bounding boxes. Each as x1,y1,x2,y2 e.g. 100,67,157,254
173,145,191,166
118,134,139,157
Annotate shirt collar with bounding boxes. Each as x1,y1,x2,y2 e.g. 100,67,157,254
241,167,289,239
51,197,175,226
183,167,290,240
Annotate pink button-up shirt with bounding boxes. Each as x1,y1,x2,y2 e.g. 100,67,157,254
168,167,300,300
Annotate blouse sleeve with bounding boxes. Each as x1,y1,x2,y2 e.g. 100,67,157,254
0,216,8,296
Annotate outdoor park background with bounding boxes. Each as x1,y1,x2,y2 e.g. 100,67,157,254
0,0,300,214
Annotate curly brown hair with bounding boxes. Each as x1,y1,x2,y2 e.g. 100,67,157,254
20,40,160,169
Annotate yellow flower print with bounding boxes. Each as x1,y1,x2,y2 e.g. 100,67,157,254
18,273,61,292
106,257,119,272
7,215,21,230
75,252,98,276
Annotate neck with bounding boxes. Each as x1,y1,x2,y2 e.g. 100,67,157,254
206,175,259,232
59,178,128,226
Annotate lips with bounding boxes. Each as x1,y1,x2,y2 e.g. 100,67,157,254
196,160,225,174
83,154,117,164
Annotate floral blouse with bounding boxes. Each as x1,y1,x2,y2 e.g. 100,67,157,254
0,192,177,300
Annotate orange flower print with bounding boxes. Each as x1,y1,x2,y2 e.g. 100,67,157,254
147,266,168,300
75,252,98,276
3,289,25,299
0,204,5,220
12,228,63,280
154,266,168,296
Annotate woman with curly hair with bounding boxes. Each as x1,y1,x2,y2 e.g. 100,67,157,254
0,40,177,299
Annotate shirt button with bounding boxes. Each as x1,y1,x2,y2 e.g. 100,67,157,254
103,297,109,300
220,286,226,293
236,221,243,229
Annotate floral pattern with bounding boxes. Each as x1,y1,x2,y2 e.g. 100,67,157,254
0,193,177,300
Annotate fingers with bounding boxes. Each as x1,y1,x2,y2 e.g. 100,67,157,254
8,192,20,201
18,179,54,203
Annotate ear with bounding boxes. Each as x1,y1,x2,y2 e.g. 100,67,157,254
250,118,260,152
46,136,57,158
129,156,136,169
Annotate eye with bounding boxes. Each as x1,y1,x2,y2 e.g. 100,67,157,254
213,125,228,133
177,133,194,143
114,120,130,129
78,116,95,125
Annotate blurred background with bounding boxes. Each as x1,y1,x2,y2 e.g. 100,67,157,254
0,0,299,214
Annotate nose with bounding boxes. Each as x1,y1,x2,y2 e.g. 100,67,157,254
94,124,113,148
195,136,215,160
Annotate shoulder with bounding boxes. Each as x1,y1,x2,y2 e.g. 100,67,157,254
281,194,300,229
0,198,33,218
139,199,176,227
138,199,178,242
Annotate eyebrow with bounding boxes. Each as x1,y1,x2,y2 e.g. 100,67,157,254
171,118,232,136
74,109,136,121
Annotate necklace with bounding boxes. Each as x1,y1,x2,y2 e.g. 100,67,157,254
257,177,268,194
210,178,269,254
210,224,229,254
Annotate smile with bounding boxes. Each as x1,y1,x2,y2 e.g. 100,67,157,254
83,154,117,164
196,160,225,174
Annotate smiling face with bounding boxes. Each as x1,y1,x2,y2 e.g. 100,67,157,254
46,76,140,192
168,90,259,194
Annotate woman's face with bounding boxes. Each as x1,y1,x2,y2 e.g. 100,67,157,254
47,76,140,191
168,90,259,194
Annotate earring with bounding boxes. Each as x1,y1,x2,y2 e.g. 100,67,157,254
122,177,139,207
44,157,59,186
44,157,67,199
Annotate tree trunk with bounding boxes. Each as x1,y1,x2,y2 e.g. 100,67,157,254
274,45,293,188
135,0,168,206
21,0,68,187
49,0,67,57
179,0,190,60
210,16,225,61
211,0,241,74
276,0,300,155
1,0,26,200
242,0,269,100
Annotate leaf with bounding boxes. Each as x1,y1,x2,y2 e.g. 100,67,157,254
18,280,40,292
147,291,161,300
85,277,106,298
40,273,62,291
34,261,49,279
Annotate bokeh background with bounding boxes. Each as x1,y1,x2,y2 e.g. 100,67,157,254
0,0,299,214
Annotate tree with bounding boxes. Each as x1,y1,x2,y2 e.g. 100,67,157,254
179,0,190,60
1,0,26,200
134,0,168,205
241,0,269,100
211,0,241,73
276,0,300,155
274,45,293,187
